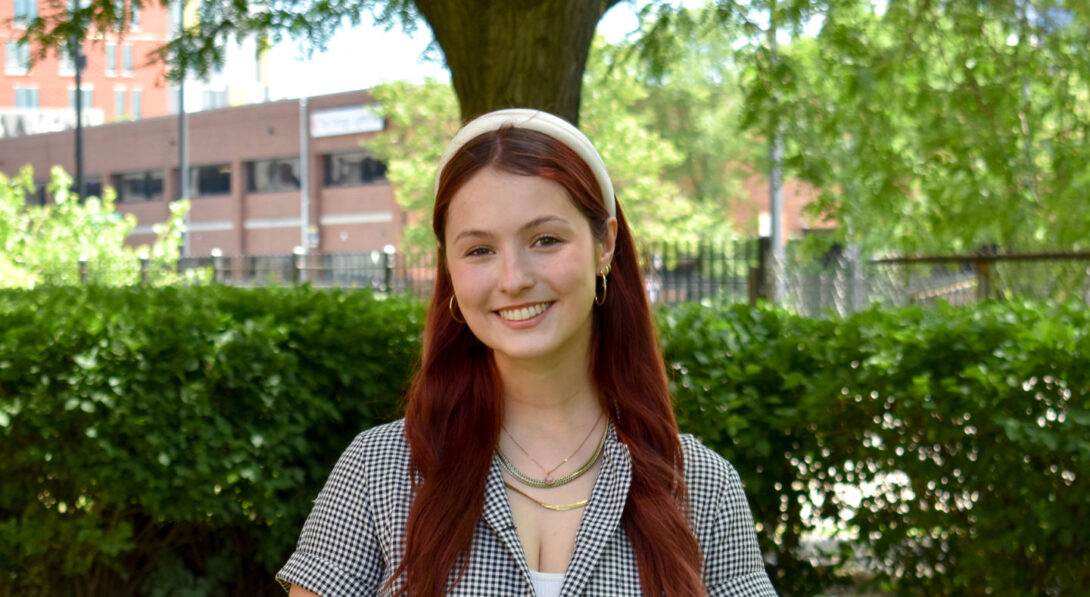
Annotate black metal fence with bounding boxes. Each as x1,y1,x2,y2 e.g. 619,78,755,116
177,240,761,305
19,243,1090,312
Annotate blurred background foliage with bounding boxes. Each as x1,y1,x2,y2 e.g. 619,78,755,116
639,0,1090,255
1,287,1086,595
368,0,1090,256
0,168,200,289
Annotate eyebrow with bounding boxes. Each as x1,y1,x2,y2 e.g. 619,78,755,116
452,215,572,244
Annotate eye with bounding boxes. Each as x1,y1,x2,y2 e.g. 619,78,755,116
464,246,493,257
533,235,562,247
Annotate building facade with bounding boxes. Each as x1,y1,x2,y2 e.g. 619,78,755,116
1,0,174,136
0,89,403,256
2,0,270,141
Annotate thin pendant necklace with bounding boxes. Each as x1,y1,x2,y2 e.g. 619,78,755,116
496,417,607,489
502,412,604,483
503,482,588,512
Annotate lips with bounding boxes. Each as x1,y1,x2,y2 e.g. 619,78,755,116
496,302,551,321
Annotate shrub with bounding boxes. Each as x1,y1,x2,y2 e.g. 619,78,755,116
661,300,1090,595
0,286,422,596
1,287,1086,595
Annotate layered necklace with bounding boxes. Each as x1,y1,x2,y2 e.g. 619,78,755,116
497,414,607,511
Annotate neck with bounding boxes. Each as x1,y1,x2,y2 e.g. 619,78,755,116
495,346,602,437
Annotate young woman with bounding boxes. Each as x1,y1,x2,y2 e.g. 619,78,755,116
277,109,776,596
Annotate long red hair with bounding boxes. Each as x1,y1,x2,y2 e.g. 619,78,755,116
393,127,705,596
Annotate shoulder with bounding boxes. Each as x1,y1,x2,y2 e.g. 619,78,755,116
678,433,746,520
352,418,409,456
322,419,411,493
679,433,738,486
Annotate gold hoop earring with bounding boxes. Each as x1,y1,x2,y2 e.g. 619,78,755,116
449,294,465,323
594,270,609,306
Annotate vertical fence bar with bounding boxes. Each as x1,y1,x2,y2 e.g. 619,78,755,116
293,248,304,285
976,258,992,301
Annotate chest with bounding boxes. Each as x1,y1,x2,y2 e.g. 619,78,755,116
504,459,603,574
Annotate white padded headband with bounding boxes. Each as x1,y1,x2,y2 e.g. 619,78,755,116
435,109,616,217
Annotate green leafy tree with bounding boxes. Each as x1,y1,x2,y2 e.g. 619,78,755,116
626,7,765,236
0,167,197,288
581,37,716,243
367,79,461,251
22,0,629,124
369,38,711,252
739,1,1090,253
634,0,1090,254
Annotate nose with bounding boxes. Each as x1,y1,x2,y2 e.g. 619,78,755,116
498,248,534,295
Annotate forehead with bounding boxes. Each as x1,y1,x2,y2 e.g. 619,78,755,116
444,168,584,237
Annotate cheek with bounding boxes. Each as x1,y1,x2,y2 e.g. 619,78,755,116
448,263,490,307
544,255,597,295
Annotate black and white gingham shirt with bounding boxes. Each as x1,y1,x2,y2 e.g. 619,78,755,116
277,420,777,596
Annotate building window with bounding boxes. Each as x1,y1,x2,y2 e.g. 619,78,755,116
130,1,141,29
5,41,31,76
31,183,48,206
77,178,103,200
114,170,163,203
105,43,116,76
248,158,300,193
59,49,75,76
122,43,133,75
15,87,39,108
132,88,142,120
323,150,388,187
202,89,227,110
189,164,232,197
114,87,126,119
14,0,38,26
68,87,93,109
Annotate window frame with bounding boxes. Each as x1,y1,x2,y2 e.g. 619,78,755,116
114,169,165,203
188,163,233,197
247,157,302,194
322,150,389,188
5,41,31,76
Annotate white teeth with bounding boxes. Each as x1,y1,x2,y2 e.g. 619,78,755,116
498,303,549,321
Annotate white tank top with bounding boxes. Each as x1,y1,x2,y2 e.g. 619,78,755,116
528,569,565,597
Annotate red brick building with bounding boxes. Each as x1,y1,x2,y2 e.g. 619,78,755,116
1,0,173,133
0,89,403,256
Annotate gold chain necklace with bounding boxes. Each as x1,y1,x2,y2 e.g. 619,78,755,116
502,413,603,483
503,482,588,512
496,421,607,489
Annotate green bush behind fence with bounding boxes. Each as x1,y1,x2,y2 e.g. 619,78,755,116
0,287,1086,596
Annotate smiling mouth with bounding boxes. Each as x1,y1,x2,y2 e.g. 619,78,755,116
497,302,552,321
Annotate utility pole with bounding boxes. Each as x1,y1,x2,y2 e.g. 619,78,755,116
299,96,309,256
177,0,190,257
767,0,785,303
70,33,86,199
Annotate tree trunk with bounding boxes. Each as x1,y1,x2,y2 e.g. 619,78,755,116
414,0,622,125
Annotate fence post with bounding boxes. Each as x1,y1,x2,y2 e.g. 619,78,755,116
749,237,770,305
383,245,396,292
293,246,305,285
79,258,88,285
140,257,149,286
976,258,992,301
210,248,223,285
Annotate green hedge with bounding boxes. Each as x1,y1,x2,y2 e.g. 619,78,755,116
662,301,1090,595
0,286,423,596
1,287,1087,595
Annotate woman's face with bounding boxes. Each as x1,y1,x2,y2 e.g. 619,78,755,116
444,167,616,367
